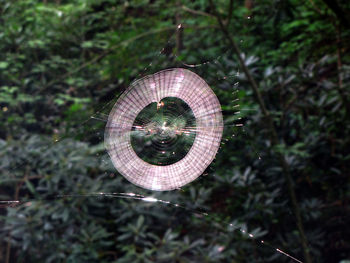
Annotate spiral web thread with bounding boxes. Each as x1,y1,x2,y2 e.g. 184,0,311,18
105,68,223,191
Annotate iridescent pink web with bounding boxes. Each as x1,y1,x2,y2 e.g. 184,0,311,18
105,68,223,191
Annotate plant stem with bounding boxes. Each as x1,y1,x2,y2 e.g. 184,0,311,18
208,1,312,262
335,24,350,116
176,0,184,54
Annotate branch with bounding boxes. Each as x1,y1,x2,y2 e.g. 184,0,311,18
227,0,234,26
181,5,214,18
307,0,323,15
208,1,312,262
335,24,350,115
176,1,184,53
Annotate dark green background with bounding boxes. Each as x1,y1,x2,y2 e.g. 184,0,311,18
0,0,349,262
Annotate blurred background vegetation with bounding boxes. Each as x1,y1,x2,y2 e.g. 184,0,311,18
0,0,349,262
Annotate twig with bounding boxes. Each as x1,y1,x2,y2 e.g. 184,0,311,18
176,1,184,53
336,24,343,89
227,0,234,26
208,1,312,262
307,0,323,15
335,24,349,115
181,5,214,18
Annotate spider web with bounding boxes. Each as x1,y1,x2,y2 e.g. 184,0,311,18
1,24,302,263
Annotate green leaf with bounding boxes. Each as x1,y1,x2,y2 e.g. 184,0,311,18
25,179,36,195
0,62,9,69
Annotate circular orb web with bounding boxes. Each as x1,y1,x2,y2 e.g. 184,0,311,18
105,68,223,191
130,97,196,166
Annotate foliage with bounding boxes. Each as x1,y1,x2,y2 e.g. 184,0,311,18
0,0,349,262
